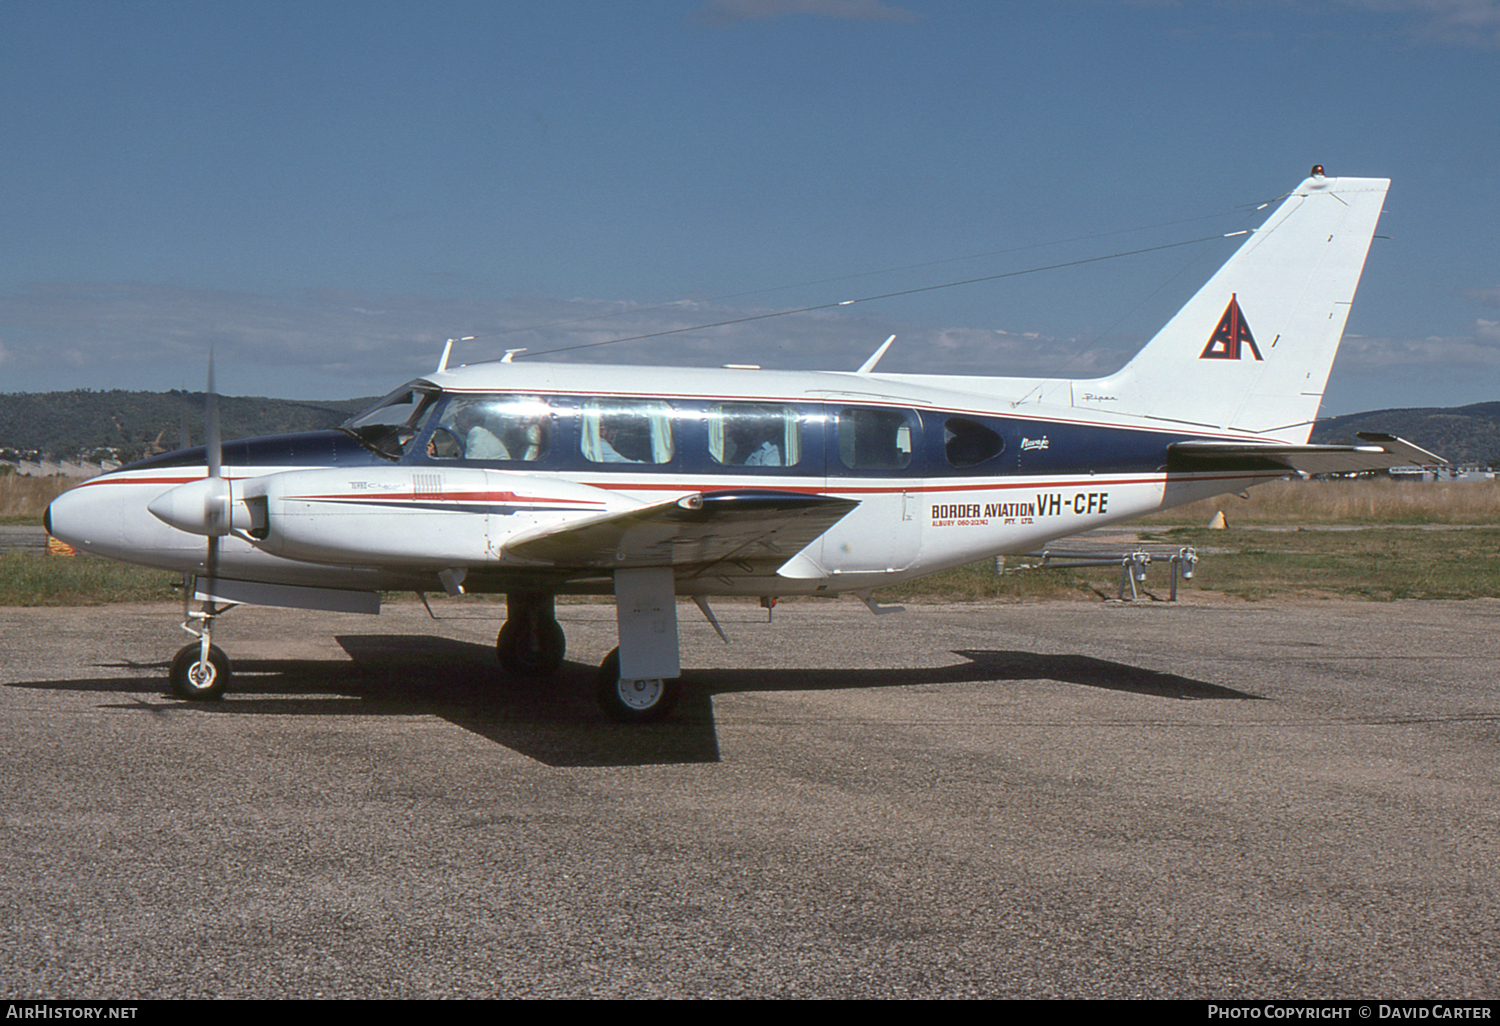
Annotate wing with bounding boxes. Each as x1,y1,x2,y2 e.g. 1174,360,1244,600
502,488,858,577
1168,432,1446,476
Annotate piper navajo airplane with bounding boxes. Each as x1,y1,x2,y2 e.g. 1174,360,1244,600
46,169,1439,722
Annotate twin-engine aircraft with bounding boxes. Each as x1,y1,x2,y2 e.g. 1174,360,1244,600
46,169,1438,721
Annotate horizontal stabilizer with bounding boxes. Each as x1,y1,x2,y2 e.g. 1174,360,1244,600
1168,433,1446,476
503,489,859,575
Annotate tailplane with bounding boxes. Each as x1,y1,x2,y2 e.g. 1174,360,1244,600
1073,170,1390,442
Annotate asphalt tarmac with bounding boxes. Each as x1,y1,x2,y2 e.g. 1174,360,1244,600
2,596,1497,999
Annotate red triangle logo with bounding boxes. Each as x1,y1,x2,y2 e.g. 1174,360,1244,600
1200,294,1264,361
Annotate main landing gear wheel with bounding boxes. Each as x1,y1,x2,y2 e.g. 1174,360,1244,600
169,643,231,701
496,617,566,677
595,648,680,724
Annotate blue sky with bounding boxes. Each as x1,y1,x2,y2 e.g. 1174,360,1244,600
3,0,1498,414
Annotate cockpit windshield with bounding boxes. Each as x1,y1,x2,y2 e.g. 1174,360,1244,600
340,381,441,460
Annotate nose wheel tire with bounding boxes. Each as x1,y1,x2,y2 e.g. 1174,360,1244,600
595,648,680,723
169,643,231,701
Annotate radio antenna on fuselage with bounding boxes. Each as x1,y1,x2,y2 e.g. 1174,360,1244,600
856,335,898,375
437,336,475,373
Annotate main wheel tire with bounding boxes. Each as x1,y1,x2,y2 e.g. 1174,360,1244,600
595,648,680,723
169,643,231,701
497,616,566,677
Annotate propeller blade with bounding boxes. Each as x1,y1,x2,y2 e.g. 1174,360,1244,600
148,348,236,539
205,346,222,480
204,346,222,589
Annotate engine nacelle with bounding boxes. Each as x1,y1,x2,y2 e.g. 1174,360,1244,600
147,474,262,537
244,466,632,568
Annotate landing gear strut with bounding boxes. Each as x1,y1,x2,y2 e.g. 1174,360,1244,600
596,568,683,723
496,592,566,677
169,589,233,701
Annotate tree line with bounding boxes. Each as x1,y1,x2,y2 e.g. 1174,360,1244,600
0,390,372,463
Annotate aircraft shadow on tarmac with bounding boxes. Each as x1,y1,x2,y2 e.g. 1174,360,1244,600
10,634,1256,768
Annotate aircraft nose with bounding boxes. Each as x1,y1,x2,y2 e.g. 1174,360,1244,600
46,474,203,567
45,487,83,547
43,481,112,552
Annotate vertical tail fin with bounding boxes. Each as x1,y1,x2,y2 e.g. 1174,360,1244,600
1075,172,1390,442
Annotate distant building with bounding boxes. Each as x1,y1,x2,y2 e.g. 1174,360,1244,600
0,459,113,478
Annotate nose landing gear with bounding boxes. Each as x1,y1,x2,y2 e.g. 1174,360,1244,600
169,591,234,701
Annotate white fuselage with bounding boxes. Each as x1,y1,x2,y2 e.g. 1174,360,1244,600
47,360,1285,598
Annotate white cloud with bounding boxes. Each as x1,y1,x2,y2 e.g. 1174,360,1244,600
1338,0,1500,48
21,279,1457,402
2,280,1105,397
924,325,1137,377
1338,320,1500,368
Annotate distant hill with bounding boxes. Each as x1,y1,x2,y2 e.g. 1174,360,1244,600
0,390,373,464
2,388,1495,467
1309,402,1500,466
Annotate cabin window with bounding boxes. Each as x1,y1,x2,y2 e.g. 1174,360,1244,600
706,403,801,468
428,395,551,462
837,407,914,470
943,416,1005,468
580,399,675,464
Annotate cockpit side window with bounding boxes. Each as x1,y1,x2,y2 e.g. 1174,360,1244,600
341,383,441,460
427,395,552,462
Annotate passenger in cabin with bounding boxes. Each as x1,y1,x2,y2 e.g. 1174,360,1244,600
581,399,672,464
502,409,547,462
455,402,509,460
427,397,552,462
715,404,792,468
730,422,782,466
595,424,636,463
743,439,781,466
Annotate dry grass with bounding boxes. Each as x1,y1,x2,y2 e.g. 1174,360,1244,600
0,473,74,524
1133,526,1500,602
1133,477,1500,527
874,559,1101,604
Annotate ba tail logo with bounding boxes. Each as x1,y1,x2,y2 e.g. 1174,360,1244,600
1200,293,1263,361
